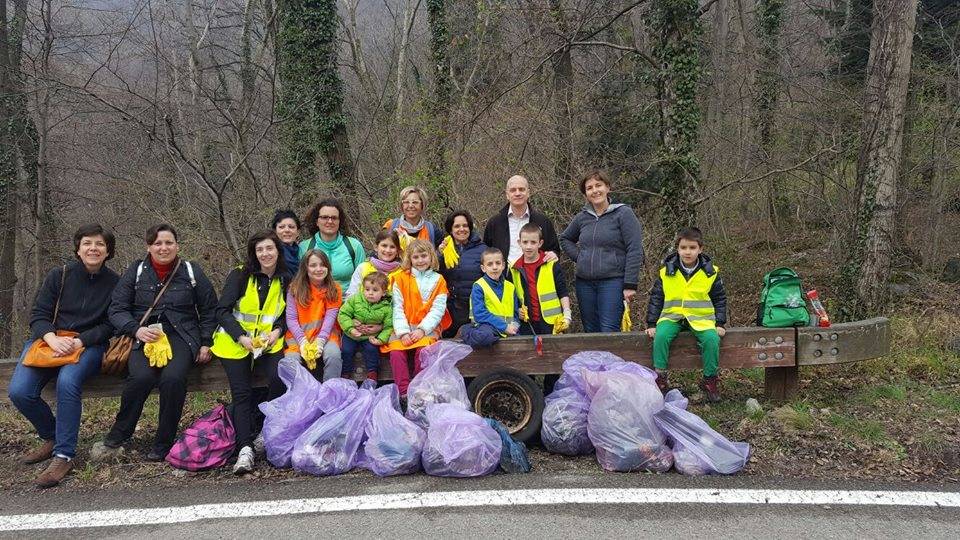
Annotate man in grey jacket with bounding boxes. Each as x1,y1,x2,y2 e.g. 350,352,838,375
560,170,644,332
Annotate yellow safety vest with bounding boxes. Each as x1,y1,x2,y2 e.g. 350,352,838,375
211,274,286,359
510,261,563,325
657,264,719,331
470,277,516,336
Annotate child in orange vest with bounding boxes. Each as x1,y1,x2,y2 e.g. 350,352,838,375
284,249,343,381
381,239,451,398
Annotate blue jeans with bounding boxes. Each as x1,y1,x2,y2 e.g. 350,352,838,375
8,341,106,459
340,337,383,375
575,278,625,333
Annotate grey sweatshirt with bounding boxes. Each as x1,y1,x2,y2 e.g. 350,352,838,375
559,203,645,289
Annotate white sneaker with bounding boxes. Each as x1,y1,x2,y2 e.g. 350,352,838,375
233,446,255,475
253,433,265,456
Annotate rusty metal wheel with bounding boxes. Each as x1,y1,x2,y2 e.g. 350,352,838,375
467,368,544,443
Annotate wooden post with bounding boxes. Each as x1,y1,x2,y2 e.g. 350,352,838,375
764,365,798,400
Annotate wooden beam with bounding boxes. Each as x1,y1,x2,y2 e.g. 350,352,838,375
0,326,797,400
796,317,890,366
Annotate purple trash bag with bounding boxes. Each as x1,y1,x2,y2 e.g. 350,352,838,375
654,403,750,475
422,403,502,478
166,403,235,471
584,370,673,473
540,387,593,455
362,384,426,477
258,358,325,468
664,389,689,410
292,389,374,476
317,377,360,413
552,351,624,395
405,341,472,428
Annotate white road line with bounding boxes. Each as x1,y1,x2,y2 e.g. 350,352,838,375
1,488,958,531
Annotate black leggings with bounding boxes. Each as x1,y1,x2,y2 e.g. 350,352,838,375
218,351,285,448
107,327,193,453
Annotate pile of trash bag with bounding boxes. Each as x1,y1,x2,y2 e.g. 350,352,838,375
261,342,520,478
258,358,325,468
654,401,751,476
541,351,657,456
539,351,750,476
362,384,426,477
584,370,673,473
422,403,502,477
405,341,472,428
291,382,374,477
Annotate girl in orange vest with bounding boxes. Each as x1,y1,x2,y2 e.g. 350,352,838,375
284,250,343,381
381,239,451,397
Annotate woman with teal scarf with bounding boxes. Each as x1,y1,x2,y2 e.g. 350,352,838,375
299,199,366,291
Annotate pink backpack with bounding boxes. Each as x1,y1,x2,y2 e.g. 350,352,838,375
166,403,236,471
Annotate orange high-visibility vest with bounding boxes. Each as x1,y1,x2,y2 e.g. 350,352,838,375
284,284,343,353
381,270,451,352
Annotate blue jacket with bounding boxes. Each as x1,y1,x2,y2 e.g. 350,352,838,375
470,274,520,335
559,203,644,289
439,233,486,304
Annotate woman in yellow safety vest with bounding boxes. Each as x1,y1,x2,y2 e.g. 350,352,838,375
210,230,289,475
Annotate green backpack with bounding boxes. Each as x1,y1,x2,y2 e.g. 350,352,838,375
756,267,811,327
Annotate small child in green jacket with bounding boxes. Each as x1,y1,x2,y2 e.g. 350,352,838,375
337,272,393,380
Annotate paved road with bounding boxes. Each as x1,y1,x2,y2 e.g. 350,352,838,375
1,473,958,538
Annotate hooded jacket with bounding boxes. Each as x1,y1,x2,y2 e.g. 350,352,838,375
645,252,727,328
559,203,644,289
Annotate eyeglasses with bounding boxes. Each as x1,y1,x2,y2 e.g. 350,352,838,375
317,215,340,221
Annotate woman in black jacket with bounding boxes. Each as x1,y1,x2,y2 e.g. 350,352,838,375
101,224,218,461
8,224,120,488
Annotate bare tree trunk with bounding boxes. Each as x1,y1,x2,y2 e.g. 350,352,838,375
849,0,918,315
394,0,417,121
549,0,574,186
34,0,55,284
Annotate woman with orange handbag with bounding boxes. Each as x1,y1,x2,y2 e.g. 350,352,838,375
7,224,120,489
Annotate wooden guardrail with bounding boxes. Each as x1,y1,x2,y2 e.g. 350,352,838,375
0,318,889,401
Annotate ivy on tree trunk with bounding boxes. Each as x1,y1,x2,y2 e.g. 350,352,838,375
277,0,357,212
649,0,703,230
426,0,451,208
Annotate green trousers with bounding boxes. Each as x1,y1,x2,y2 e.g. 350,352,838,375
652,319,720,377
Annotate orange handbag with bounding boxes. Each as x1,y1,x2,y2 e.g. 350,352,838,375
22,266,84,368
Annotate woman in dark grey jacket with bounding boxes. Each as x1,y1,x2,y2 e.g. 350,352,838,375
560,170,644,333
101,224,218,461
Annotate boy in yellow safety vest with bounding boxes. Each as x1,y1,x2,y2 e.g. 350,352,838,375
459,248,520,348
645,227,728,402
511,222,572,335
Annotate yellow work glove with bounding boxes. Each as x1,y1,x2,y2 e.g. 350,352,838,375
144,332,173,368
301,340,319,371
398,231,413,252
552,317,570,334
621,301,633,332
441,235,459,269
518,305,529,322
